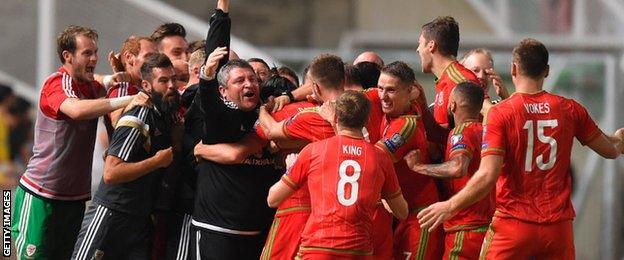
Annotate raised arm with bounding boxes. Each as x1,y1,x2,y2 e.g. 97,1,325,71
205,0,231,69
59,93,146,120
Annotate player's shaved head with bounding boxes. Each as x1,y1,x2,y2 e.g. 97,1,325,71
336,91,370,129
513,38,549,79
353,51,384,67
452,82,484,115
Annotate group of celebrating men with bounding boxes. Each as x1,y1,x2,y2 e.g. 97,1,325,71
9,0,624,259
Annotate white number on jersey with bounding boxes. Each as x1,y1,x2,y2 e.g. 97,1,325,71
337,160,361,206
523,119,558,172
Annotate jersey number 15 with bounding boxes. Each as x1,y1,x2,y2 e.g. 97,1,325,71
523,119,558,172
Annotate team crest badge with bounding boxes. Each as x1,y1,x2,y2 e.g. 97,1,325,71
25,244,36,257
451,134,463,145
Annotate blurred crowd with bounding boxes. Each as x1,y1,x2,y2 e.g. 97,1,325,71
0,84,33,189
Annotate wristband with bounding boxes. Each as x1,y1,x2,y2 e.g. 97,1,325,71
109,95,134,109
103,75,114,90
282,91,295,103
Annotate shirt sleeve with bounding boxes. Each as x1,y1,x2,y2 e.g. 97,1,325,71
280,144,312,190
448,125,479,159
205,8,231,72
375,116,421,163
40,75,76,119
283,110,334,142
481,106,506,157
379,151,402,200
107,107,150,162
571,100,602,145
363,88,381,107
107,82,139,98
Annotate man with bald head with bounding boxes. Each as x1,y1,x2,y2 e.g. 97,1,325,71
354,51,384,67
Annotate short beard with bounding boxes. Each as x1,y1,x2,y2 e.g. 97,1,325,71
152,90,180,124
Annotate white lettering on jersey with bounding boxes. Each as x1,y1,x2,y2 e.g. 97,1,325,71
523,102,550,114
342,145,362,156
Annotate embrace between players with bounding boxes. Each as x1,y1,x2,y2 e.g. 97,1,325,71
10,0,624,259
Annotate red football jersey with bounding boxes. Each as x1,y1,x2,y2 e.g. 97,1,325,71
362,88,385,143
40,67,104,120
376,114,439,210
282,135,402,256
107,82,140,99
283,107,336,142
482,91,602,223
433,61,481,126
443,121,494,231
263,101,316,216
255,101,316,142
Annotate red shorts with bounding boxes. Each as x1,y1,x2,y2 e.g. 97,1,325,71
393,215,444,260
300,252,372,260
371,205,393,259
480,217,574,259
261,211,310,260
443,226,488,260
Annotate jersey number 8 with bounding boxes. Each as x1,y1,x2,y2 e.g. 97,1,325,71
523,119,558,172
337,160,361,206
